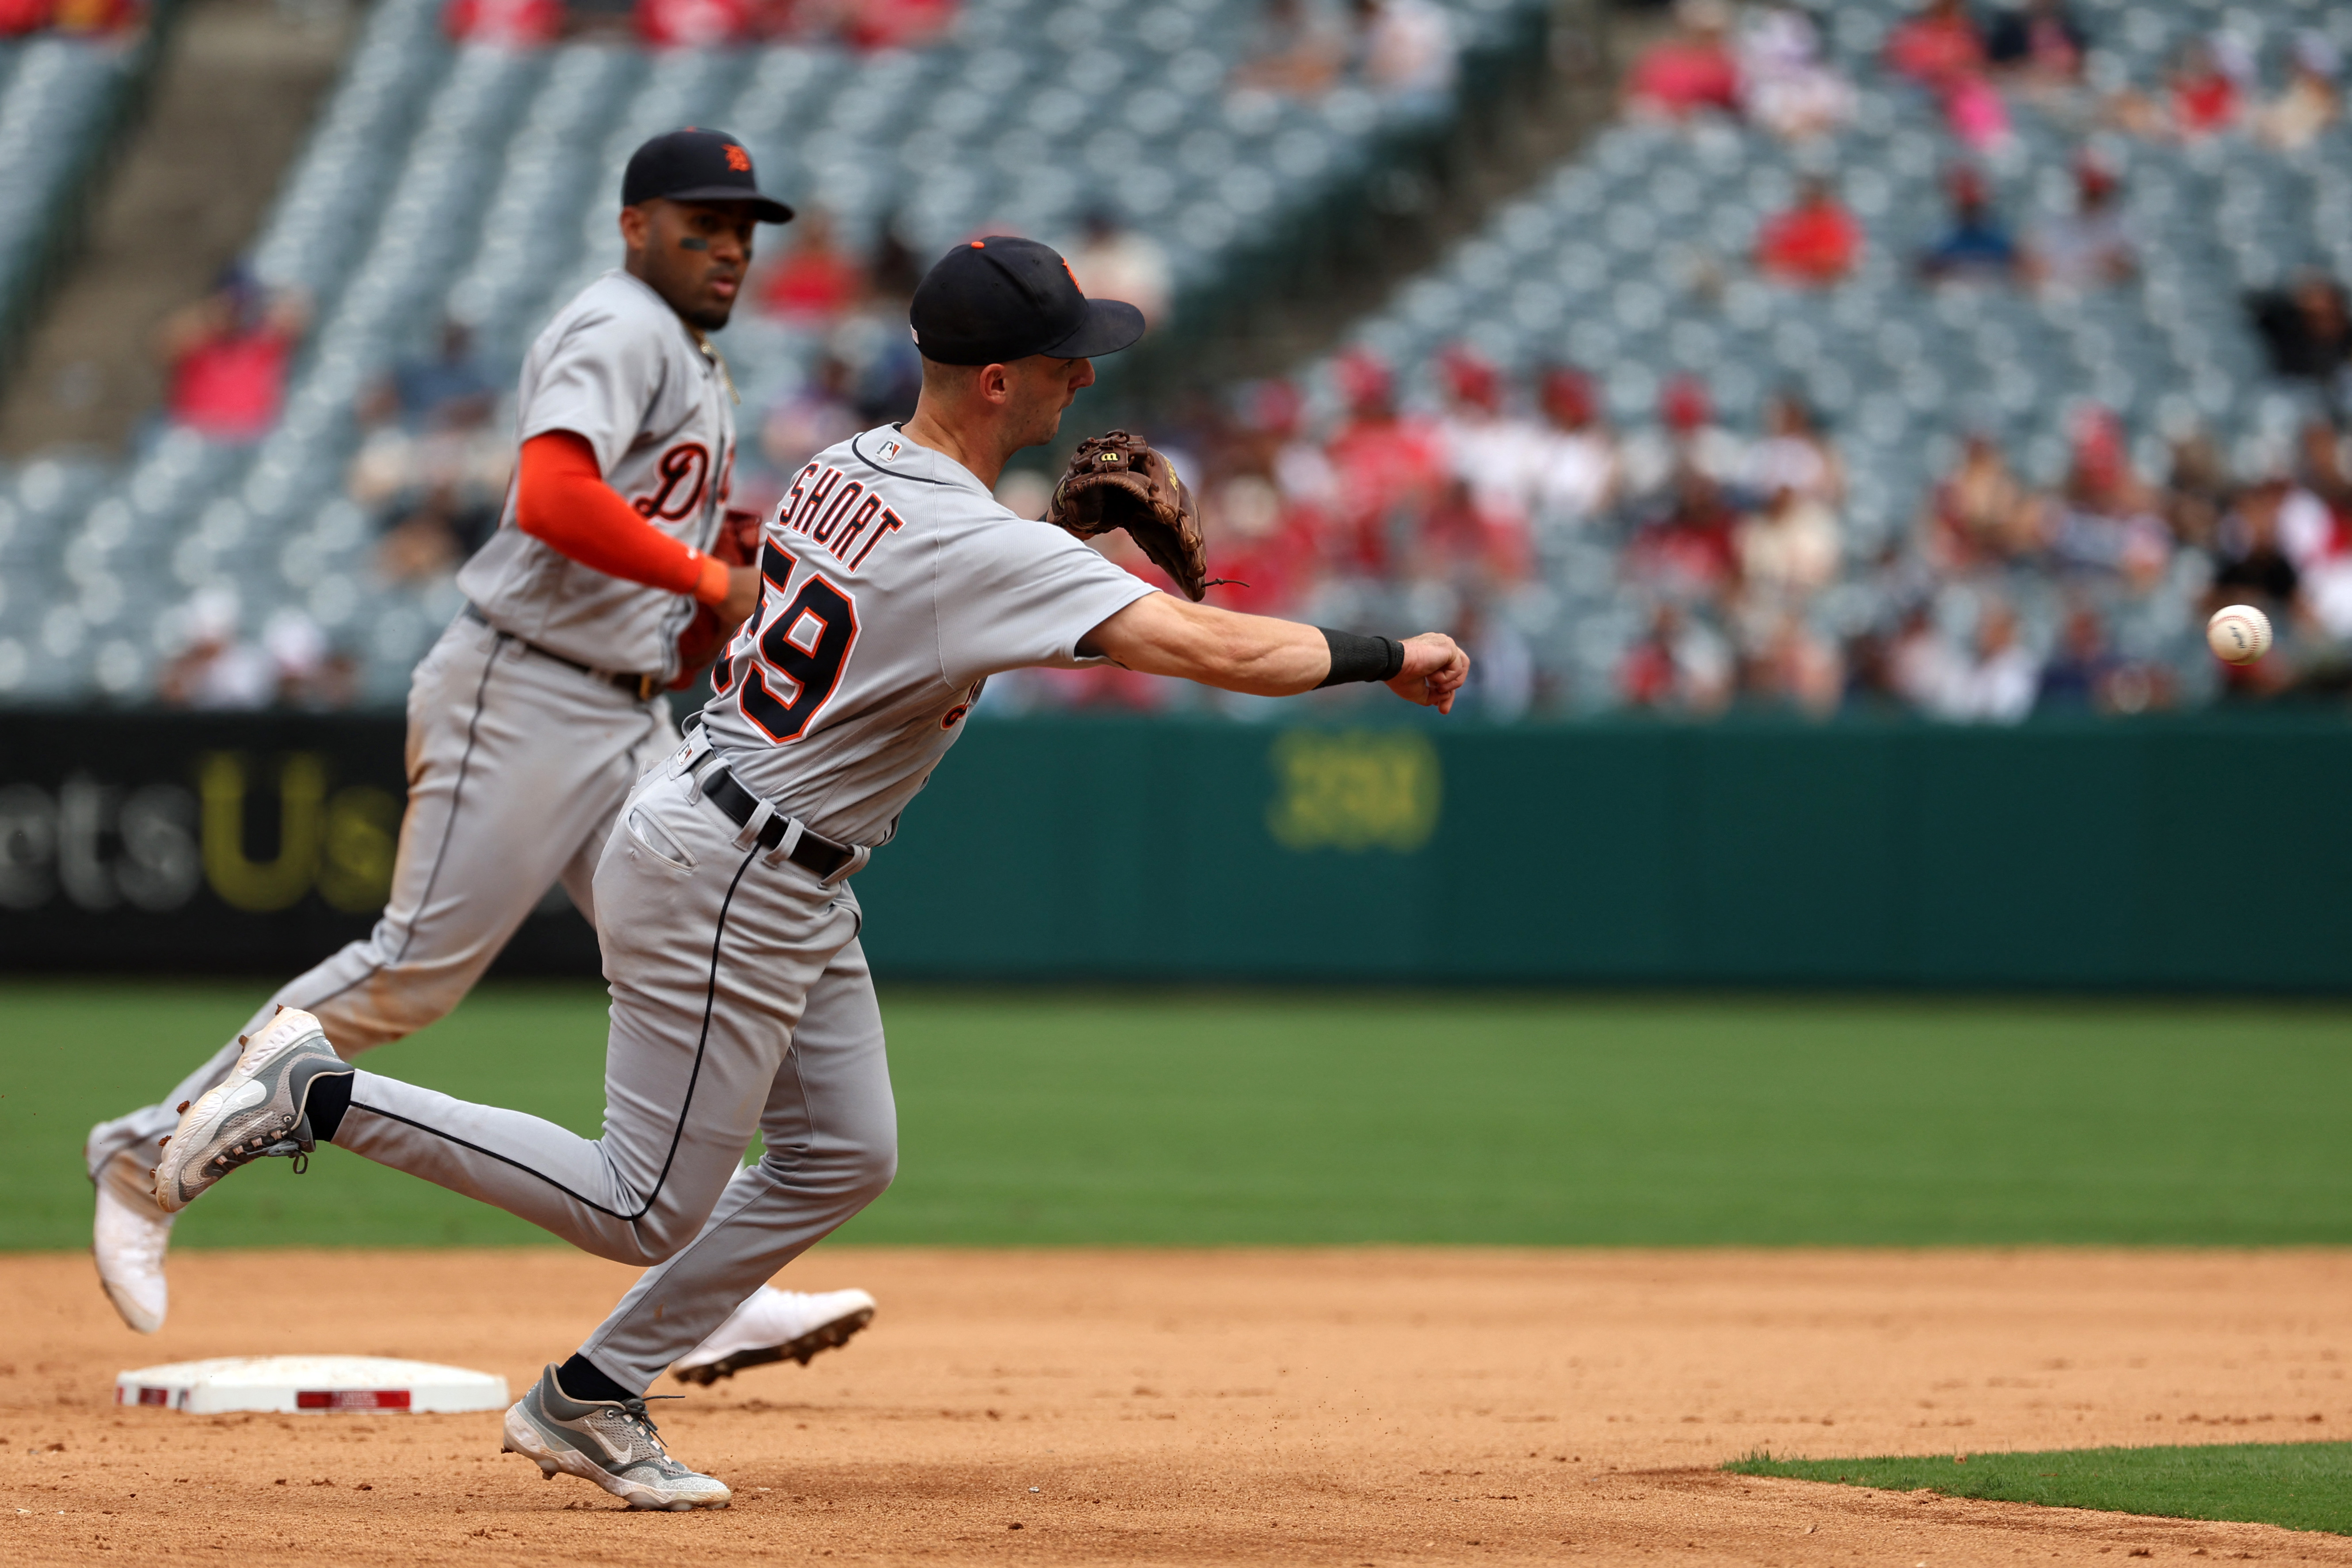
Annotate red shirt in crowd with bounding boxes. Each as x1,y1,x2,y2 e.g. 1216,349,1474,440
445,0,563,45
842,0,954,48
1756,196,1863,285
759,247,863,322
166,328,295,443
2172,69,2237,134
637,0,749,48
1886,5,1985,88
1626,35,1741,118
1326,414,1447,576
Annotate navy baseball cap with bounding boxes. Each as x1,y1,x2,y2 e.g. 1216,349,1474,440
622,128,793,224
908,236,1145,365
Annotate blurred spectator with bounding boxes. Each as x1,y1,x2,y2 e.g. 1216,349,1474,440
2023,154,2133,291
1323,350,1446,576
157,590,272,710
758,354,861,476
757,210,864,324
1350,0,1456,109
261,609,353,710
444,0,563,46
1984,0,2086,88
1885,0,1985,91
1203,473,1317,618
58,0,139,26
2033,603,2169,713
1930,601,2040,723
1922,432,2036,565
365,319,496,431
2255,31,2341,152
637,0,749,48
0,0,49,34
2247,271,2352,385
1737,2,1854,141
1528,365,1618,526
2209,477,2302,622
1918,167,2019,283
2166,38,2241,138
2046,406,2168,580
1627,466,1742,598
1743,391,1843,507
377,482,498,584
1233,0,1347,97
1755,177,1863,286
1435,347,1539,549
1742,609,1843,717
1067,209,1172,328
1620,602,1733,715
1737,484,1839,598
2159,428,2231,549
1454,599,1535,719
1624,0,1741,123
837,0,956,50
2274,426,2352,636
156,271,308,445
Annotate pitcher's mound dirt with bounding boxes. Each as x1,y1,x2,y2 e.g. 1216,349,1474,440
4,1248,2348,1565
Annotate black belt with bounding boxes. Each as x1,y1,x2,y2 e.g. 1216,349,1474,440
465,605,660,701
699,762,858,881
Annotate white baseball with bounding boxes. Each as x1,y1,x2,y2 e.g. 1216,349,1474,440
2206,604,2272,665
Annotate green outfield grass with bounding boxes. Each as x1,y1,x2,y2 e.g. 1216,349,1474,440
1,982,2348,1250
1726,1442,2352,1537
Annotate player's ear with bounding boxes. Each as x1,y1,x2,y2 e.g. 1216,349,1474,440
978,363,1013,406
618,202,652,254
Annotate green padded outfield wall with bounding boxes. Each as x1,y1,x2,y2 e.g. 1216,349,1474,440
0,711,2345,988
852,714,2352,991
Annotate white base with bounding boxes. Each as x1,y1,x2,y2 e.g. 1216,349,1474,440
115,1355,508,1415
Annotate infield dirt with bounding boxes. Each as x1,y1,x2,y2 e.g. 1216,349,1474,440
4,1248,2348,1566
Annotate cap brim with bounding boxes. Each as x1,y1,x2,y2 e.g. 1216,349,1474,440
659,186,796,224
1038,298,1146,360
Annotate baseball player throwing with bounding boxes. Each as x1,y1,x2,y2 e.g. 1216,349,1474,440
90,129,877,1376
151,234,1469,1511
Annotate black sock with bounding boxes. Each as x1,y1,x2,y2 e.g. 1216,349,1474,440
305,1072,354,1143
556,1354,635,1405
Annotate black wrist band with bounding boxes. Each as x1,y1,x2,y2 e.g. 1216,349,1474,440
1316,628,1406,687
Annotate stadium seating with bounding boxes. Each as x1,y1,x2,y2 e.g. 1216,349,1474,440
0,27,156,373
1291,0,2352,715
0,0,1548,706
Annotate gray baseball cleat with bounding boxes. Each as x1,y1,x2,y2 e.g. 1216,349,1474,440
671,1286,877,1385
502,1364,732,1511
151,1007,350,1215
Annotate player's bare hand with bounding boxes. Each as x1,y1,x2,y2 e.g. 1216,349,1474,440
1386,633,1470,714
719,565,762,627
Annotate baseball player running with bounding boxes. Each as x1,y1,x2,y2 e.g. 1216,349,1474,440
90,129,877,1374
150,235,1469,1511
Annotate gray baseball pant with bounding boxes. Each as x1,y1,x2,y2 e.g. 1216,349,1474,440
326,757,899,1394
86,615,675,1178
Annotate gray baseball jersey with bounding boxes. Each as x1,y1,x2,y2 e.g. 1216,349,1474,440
696,425,1158,847
458,269,736,681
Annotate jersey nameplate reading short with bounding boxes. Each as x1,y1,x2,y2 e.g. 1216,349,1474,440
697,427,1155,849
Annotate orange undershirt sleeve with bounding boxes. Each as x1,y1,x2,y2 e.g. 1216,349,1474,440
515,431,731,605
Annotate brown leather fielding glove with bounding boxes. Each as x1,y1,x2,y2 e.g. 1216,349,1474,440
1046,430,1207,601
671,507,766,689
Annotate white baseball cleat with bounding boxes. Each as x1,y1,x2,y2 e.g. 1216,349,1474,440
150,1007,350,1215
670,1286,878,1386
92,1147,173,1334
502,1364,731,1511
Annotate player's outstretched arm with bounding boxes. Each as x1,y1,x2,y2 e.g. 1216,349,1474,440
1079,593,1470,713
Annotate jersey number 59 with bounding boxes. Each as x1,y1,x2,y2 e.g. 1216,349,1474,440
732,541,857,744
